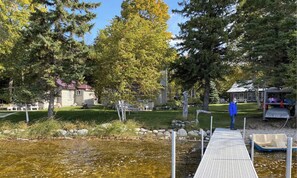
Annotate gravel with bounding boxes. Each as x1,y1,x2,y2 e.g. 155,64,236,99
239,117,297,143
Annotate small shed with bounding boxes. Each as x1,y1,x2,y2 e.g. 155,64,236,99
227,80,264,103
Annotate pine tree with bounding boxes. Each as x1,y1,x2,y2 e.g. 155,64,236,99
209,81,220,104
172,0,237,110
21,0,99,118
238,0,296,88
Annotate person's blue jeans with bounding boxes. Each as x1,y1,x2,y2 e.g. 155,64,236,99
230,115,236,129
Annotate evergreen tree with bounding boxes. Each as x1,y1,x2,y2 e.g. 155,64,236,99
209,81,220,104
238,0,296,88
172,0,237,110
21,0,99,118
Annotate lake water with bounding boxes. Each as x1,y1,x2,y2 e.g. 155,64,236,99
0,139,197,177
0,139,296,177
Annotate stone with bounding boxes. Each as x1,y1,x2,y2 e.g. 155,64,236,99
77,129,88,136
178,137,186,140
3,130,11,134
177,128,187,137
164,131,171,137
188,130,199,137
101,123,112,128
200,130,207,137
157,132,164,136
135,128,141,132
152,130,158,134
158,129,166,132
140,128,147,132
57,129,67,136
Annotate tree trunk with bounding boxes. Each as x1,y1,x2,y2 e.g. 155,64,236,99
8,78,13,103
202,80,210,111
182,91,188,119
48,89,55,118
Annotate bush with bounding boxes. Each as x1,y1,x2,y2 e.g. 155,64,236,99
28,119,61,139
91,120,139,137
188,98,202,106
0,121,14,131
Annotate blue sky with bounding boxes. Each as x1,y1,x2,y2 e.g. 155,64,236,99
85,0,184,45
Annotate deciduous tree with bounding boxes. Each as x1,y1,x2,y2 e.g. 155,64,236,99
93,0,175,104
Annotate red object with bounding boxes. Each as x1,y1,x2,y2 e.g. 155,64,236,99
280,100,284,108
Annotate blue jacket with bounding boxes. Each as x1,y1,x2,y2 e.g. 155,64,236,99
228,102,237,116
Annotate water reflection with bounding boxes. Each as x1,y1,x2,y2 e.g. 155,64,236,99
0,139,196,177
254,151,297,178
1,139,295,177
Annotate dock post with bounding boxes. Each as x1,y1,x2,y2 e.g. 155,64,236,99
210,116,213,137
286,137,292,178
200,128,204,158
251,134,254,163
243,117,246,140
171,131,176,178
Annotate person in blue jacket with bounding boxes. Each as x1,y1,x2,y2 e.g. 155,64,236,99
228,98,237,130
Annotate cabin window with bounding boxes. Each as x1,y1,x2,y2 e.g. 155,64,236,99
76,90,81,95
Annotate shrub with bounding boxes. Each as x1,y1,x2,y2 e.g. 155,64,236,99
28,119,61,139
0,121,14,131
60,121,77,131
15,121,28,130
91,120,139,137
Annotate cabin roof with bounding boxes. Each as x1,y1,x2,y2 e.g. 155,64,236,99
227,80,264,93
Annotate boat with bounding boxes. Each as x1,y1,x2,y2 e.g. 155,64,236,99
252,134,297,152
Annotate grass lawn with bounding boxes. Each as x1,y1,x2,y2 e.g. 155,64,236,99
0,103,262,130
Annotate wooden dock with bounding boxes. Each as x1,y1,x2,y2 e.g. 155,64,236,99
194,128,258,178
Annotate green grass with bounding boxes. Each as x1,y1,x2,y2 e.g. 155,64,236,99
0,103,262,130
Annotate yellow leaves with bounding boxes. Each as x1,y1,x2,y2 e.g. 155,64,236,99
122,0,170,23
22,0,31,5
0,0,4,8
0,0,37,55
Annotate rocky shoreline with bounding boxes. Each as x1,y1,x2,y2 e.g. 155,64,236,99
0,118,296,142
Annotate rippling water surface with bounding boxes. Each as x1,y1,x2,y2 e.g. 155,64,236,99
0,139,197,177
0,139,296,177
254,151,297,178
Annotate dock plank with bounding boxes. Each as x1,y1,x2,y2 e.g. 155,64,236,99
194,128,258,178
